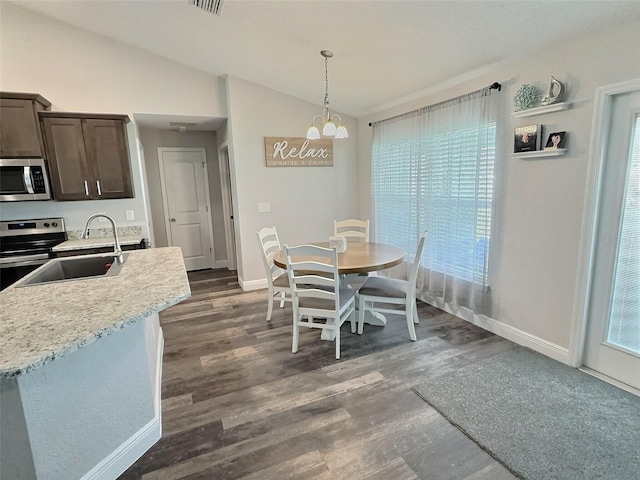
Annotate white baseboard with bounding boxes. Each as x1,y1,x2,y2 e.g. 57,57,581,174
420,296,570,365
471,314,570,364
240,277,268,291
82,328,165,480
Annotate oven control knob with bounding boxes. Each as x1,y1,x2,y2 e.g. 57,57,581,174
44,222,50,227
52,222,58,227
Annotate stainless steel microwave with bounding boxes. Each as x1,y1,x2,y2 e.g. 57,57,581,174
0,158,52,201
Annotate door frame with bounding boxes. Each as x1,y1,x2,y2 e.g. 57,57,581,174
218,141,237,270
570,77,640,368
157,147,215,268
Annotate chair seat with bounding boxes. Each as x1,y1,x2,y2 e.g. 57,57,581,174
299,286,356,310
358,276,409,298
273,273,290,287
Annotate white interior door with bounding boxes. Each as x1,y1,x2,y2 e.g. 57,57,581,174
158,148,214,271
583,88,640,390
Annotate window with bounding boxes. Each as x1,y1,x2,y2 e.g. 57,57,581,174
372,89,500,314
607,115,640,353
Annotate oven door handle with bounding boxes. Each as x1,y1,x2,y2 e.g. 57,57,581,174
0,253,50,268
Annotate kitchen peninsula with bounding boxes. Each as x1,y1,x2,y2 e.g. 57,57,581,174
0,247,190,479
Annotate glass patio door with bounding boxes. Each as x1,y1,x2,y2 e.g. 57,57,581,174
583,88,640,391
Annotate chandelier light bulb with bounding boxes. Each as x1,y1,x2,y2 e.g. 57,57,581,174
322,119,337,137
306,125,321,140
335,124,349,139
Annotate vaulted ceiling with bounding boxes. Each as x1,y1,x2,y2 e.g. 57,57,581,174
11,0,640,118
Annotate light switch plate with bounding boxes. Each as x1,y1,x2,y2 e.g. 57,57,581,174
257,202,271,213
126,210,135,221
98,212,107,223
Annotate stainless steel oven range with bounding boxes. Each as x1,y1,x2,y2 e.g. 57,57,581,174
0,217,66,290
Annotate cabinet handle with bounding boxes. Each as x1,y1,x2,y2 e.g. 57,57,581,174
170,218,177,222
84,180,89,196
96,180,102,196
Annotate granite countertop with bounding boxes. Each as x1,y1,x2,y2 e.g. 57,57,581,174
0,247,191,378
52,235,145,252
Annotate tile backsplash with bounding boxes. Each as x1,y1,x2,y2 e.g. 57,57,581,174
66,225,143,240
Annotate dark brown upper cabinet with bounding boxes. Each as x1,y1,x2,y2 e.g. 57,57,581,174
40,112,134,200
0,92,52,157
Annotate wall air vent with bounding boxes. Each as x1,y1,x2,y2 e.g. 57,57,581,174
189,0,223,16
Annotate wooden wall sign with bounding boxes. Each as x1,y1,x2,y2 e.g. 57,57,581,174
264,137,333,167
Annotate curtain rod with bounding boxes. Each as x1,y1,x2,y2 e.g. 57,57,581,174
368,81,502,127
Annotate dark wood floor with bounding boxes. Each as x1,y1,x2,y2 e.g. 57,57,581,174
119,269,518,480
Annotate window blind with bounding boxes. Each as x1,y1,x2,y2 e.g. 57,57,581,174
372,121,496,284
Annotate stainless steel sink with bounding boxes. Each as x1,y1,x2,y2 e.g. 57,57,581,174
16,253,128,287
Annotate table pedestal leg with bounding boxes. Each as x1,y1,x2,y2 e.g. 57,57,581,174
365,310,387,326
319,310,387,342
321,328,336,341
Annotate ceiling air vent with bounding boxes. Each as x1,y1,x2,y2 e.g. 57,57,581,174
189,0,223,16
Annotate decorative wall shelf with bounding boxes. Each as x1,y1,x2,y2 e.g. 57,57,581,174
513,148,567,159
512,102,572,118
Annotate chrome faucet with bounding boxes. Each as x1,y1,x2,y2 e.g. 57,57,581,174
81,213,124,264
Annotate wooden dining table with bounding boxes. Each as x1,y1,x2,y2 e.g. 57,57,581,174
273,241,405,339
273,241,405,275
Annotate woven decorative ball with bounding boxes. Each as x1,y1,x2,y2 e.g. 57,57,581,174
514,84,539,111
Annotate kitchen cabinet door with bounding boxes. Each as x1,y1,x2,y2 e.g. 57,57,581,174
40,116,93,200
0,93,51,157
82,119,133,199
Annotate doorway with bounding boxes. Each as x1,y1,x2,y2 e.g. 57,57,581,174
582,81,640,391
219,143,237,271
158,147,215,271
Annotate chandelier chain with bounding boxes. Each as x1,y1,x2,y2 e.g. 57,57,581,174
324,56,330,112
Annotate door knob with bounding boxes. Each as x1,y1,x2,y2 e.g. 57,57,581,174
170,218,176,222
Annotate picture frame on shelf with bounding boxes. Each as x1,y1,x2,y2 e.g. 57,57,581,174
514,124,541,153
544,131,566,150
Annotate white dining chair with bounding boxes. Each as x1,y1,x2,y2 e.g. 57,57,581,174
334,219,370,242
257,226,291,321
284,243,356,360
334,218,371,287
356,230,428,341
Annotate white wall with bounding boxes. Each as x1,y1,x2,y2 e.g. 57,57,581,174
0,3,226,235
225,76,359,287
359,21,640,355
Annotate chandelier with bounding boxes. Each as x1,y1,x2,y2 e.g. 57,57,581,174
306,50,348,140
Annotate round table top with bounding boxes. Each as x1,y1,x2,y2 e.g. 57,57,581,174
273,241,405,275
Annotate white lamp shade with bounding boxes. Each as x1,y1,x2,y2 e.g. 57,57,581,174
322,120,337,137
306,125,321,140
335,125,349,139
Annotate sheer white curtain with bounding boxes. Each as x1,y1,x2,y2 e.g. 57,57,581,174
372,88,502,318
